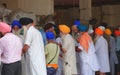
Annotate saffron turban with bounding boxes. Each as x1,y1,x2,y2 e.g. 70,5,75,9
98,26,105,31
46,31,55,40
105,28,112,35
77,24,88,32
11,20,21,29
59,25,70,34
19,17,33,25
0,22,11,34
95,28,104,35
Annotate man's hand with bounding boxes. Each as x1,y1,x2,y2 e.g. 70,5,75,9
61,48,67,53
22,44,29,54
75,46,81,52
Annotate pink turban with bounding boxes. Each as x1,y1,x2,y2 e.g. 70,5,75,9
0,22,11,34
95,28,104,35
59,25,70,34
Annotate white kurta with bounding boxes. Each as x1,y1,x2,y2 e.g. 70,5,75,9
78,42,99,75
24,26,47,75
95,36,110,73
62,34,77,75
56,37,63,75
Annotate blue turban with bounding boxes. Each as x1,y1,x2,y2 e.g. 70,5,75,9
46,31,55,40
11,20,21,29
77,24,88,32
74,20,80,26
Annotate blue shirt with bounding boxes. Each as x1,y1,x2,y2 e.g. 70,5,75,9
116,36,120,51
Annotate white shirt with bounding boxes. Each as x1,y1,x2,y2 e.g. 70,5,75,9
62,34,77,75
25,26,47,75
0,33,22,64
95,36,110,72
78,42,100,72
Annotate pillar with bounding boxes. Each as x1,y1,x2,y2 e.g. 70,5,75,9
79,0,92,24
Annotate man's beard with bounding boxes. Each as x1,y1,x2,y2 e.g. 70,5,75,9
94,35,100,44
12,29,21,36
60,33,65,38
23,26,28,39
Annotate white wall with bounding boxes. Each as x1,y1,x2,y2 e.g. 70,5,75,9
18,0,54,15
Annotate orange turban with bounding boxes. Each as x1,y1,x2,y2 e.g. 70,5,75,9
95,28,104,35
105,28,112,35
59,25,70,34
0,22,11,34
114,30,120,36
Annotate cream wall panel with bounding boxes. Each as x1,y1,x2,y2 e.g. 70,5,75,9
0,0,18,10
93,5,120,27
92,7,101,26
79,0,92,24
18,0,54,15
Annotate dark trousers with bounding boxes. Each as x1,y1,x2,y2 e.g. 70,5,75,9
116,51,120,72
47,67,57,75
2,61,21,75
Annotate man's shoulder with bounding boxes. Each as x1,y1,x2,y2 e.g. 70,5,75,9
45,43,57,48
28,26,40,33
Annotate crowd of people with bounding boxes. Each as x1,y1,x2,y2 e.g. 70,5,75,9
0,17,120,75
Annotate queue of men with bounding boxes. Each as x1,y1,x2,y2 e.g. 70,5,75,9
0,17,120,75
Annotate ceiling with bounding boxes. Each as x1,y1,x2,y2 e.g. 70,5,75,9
54,0,120,9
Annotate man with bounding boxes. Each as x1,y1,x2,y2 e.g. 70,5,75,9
11,20,23,39
59,25,77,75
77,25,99,75
37,23,54,46
71,25,80,75
0,22,22,75
19,17,47,75
45,31,60,75
105,29,118,75
94,27,110,75
114,28,120,75
11,20,22,35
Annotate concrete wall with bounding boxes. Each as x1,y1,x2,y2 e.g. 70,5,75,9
79,0,92,24
0,0,54,15
92,5,120,27
18,0,54,15
0,0,18,10
1,0,120,27
54,8,80,26
110,5,120,27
